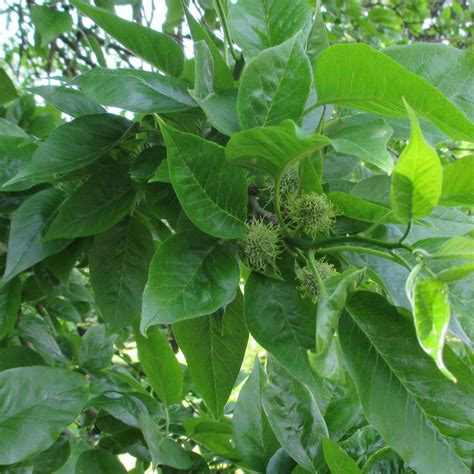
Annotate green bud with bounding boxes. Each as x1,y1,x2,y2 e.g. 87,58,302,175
263,166,299,203
288,192,339,238
239,219,282,272
295,259,338,303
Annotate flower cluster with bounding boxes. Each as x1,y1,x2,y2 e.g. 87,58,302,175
296,259,338,303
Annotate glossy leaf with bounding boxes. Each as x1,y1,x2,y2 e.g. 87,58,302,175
315,44,474,142
390,103,442,222
228,0,312,59
3,188,72,282
160,121,247,239
71,0,184,77
0,366,88,465
76,449,127,474
78,324,116,372
226,120,330,177
262,357,328,472
440,155,474,207
45,165,136,239
232,358,279,471
173,291,248,418
4,114,133,188
322,437,362,474
340,292,474,473
237,34,312,130
136,325,183,405
74,68,196,114
141,232,239,329
0,277,21,340
90,217,154,333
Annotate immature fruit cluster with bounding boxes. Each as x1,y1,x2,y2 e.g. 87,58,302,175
288,192,339,238
240,219,282,272
296,259,338,303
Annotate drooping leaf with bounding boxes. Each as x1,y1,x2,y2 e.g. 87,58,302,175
75,448,127,474
322,437,362,474
262,357,328,472
160,121,247,239
141,232,239,329
440,155,474,207
173,291,248,418
71,0,184,77
339,292,474,473
237,34,312,130
31,6,72,45
0,366,88,465
232,358,279,471
90,217,154,333
226,120,330,177
3,188,72,282
0,276,21,340
73,68,196,114
227,0,312,59
390,103,442,222
314,44,474,142
4,114,133,188
78,325,116,372
135,325,183,405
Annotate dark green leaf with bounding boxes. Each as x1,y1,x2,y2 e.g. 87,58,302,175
75,448,127,474
0,276,21,340
0,346,45,371
0,68,17,104
306,5,329,64
78,325,116,372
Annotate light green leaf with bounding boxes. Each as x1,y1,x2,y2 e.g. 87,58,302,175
78,325,116,372
135,325,183,405
0,277,21,340
322,437,362,474
315,44,474,142
437,262,474,283
76,449,127,474
141,232,239,329
71,0,184,77
31,6,72,45
90,217,154,333
233,358,279,471
237,34,312,130
73,68,196,114
173,291,248,418
0,68,17,104
433,236,474,260
139,413,192,470
3,189,72,282
228,0,311,59
226,120,330,177
160,121,247,239
262,357,328,472
413,278,454,382
0,366,88,465
339,292,474,474
390,103,442,222
440,155,474,207
4,114,133,188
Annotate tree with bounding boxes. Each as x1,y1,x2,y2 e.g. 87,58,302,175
0,0,473,472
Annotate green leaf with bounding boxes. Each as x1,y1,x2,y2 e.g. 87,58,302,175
315,268,366,357
30,85,106,117
413,278,454,382
160,121,247,239
0,277,21,340
237,34,312,130
45,165,135,240
75,448,127,474
3,189,72,282
440,155,474,207
0,68,17,104
339,292,474,473
71,0,184,77
139,413,192,470
244,272,316,387
328,115,394,172
90,217,154,333
262,357,328,472
314,44,474,142
0,366,88,465
228,0,312,59
437,262,474,283
226,120,330,177
322,437,362,474
78,325,116,372
306,5,329,64
4,114,133,188
390,103,442,222
141,232,239,329
135,325,183,405
232,358,279,471
0,346,45,371
173,291,248,418
73,68,196,114
31,6,72,45
433,236,474,260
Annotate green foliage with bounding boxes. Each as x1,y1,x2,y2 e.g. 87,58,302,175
0,0,473,472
